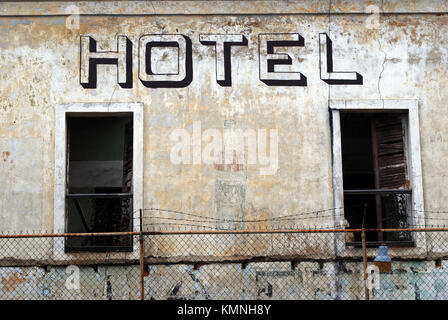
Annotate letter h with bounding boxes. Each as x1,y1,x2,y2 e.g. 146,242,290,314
80,35,133,88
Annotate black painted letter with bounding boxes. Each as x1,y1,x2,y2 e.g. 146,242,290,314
259,33,307,86
80,35,133,89
319,33,363,85
199,34,248,86
138,34,193,88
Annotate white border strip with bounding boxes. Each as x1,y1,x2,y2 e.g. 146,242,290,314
54,102,143,260
329,99,425,254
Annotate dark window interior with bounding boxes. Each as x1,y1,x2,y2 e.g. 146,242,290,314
65,114,133,252
341,112,412,246
341,114,376,239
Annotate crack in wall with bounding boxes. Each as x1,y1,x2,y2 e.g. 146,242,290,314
327,0,332,107
377,0,386,108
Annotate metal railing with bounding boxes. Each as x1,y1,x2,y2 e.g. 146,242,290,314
1,224,448,300
344,189,413,245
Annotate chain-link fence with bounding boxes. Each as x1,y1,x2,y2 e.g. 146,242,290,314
0,232,141,300
2,226,448,300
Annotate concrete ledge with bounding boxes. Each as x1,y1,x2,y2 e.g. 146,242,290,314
0,0,447,17
1,260,447,300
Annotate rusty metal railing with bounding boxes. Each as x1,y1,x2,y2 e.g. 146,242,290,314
0,226,448,300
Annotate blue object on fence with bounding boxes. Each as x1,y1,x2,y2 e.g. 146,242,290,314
374,245,391,262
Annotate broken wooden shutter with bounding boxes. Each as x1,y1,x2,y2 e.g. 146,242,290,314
373,116,408,189
373,115,411,238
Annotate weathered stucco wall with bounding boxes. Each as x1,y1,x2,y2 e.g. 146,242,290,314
0,0,448,262
1,260,448,300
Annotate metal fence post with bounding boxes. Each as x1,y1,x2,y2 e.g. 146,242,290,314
139,208,145,300
362,204,370,300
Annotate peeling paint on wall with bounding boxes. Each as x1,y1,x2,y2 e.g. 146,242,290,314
1,0,448,298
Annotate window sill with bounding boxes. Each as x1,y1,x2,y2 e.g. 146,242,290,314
346,241,415,248
65,246,134,253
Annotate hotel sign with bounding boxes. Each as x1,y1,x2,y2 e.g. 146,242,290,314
80,33,362,89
